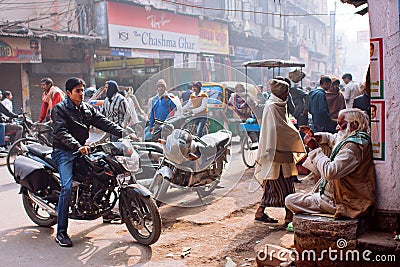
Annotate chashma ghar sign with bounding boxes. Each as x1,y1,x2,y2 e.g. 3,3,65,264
107,2,199,54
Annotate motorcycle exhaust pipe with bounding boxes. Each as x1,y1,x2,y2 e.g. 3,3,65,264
28,191,58,217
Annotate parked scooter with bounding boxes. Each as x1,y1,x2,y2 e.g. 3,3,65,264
149,123,231,205
12,139,162,245
144,113,208,142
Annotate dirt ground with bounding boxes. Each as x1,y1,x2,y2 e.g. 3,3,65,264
138,170,315,267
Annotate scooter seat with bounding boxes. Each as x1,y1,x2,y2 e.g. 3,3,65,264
200,131,231,149
27,143,52,158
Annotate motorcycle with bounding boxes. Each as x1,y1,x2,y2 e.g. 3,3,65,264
12,139,162,245
149,123,232,205
144,113,209,142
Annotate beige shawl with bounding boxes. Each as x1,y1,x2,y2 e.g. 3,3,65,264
254,94,306,184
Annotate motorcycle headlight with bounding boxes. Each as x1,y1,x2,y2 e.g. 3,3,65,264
115,149,141,173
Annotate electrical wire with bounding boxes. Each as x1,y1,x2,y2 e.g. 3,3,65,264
160,0,355,17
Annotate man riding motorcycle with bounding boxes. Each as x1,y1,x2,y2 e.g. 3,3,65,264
51,77,130,247
0,89,23,152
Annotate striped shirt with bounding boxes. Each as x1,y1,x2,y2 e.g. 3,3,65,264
102,93,130,127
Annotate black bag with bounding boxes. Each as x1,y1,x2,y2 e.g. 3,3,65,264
14,156,50,193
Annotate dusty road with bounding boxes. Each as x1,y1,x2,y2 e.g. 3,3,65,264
0,145,313,266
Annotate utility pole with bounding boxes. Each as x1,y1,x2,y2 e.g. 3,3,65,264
77,0,96,88
283,0,290,60
328,1,336,75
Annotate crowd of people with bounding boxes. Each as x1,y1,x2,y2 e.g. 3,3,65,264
0,72,375,247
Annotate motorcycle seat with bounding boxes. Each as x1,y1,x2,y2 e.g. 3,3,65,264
131,142,163,154
27,143,52,158
43,154,58,170
200,131,230,149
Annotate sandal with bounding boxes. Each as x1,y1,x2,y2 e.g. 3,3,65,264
255,213,278,223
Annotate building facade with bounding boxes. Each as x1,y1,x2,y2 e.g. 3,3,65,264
0,1,98,119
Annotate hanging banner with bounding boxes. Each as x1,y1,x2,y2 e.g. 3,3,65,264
0,37,42,63
370,38,384,99
371,100,385,161
107,2,199,53
198,20,229,55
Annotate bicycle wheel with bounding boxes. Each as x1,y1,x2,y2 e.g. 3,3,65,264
241,132,259,168
6,138,37,176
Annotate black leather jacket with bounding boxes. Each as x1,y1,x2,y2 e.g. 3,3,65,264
52,97,124,151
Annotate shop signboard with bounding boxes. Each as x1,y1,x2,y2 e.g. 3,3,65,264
371,100,385,161
107,2,199,53
0,37,42,63
370,38,384,99
198,20,229,55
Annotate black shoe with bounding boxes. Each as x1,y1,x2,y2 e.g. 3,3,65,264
103,212,121,224
55,232,73,247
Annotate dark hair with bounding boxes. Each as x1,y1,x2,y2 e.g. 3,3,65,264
40,77,53,87
342,73,352,80
332,79,340,86
65,77,85,92
192,81,202,90
371,104,377,111
2,90,11,100
320,76,332,86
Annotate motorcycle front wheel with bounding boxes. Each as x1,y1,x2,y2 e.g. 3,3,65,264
122,189,161,245
22,191,57,227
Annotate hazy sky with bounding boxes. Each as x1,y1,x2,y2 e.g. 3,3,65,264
330,0,370,82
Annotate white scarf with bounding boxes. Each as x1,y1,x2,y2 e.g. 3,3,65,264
254,94,306,183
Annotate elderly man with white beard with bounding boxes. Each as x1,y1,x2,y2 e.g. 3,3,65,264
285,108,376,219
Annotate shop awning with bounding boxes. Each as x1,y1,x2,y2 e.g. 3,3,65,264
0,26,102,44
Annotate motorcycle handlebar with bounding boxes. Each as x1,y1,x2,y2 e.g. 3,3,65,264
72,144,99,157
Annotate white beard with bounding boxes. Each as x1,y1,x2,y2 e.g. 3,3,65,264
335,127,352,145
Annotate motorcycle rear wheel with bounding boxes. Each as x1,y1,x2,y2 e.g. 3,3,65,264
22,191,57,227
122,190,161,245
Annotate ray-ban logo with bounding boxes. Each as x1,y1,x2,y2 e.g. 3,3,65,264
119,31,129,42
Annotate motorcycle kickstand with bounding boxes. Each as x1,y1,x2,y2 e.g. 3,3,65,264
195,189,204,205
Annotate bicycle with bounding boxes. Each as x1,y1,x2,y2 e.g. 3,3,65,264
239,117,260,168
181,113,210,137
6,114,53,176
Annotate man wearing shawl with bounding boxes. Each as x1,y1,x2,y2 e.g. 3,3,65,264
102,80,131,141
254,79,306,225
39,77,65,122
285,108,376,219
326,78,346,120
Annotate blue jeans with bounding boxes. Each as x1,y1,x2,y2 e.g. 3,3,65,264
0,123,5,146
194,117,207,137
52,149,76,234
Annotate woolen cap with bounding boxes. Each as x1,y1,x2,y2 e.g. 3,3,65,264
156,79,167,88
269,79,289,96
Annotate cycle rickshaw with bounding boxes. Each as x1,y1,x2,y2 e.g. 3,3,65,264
239,59,306,168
